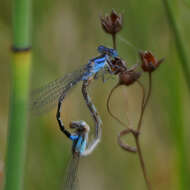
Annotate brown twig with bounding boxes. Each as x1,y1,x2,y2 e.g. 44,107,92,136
134,78,152,190
143,73,152,110
106,83,129,129
112,34,117,50
118,128,137,153
101,10,153,189
108,78,152,190
135,137,152,190
136,80,146,132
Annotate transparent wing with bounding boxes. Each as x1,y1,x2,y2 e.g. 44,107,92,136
30,65,87,114
63,154,80,190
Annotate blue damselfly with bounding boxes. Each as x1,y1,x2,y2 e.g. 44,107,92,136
31,45,127,154
31,45,129,189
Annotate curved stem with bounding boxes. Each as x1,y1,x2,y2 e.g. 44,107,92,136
135,77,152,190
118,128,137,153
107,83,129,129
107,77,153,190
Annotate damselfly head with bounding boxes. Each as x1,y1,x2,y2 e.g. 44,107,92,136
97,45,118,57
70,121,90,133
110,57,141,85
110,57,127,74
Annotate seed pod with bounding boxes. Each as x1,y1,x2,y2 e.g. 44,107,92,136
119,69,141,86
139,51,164,73
100,9,123,35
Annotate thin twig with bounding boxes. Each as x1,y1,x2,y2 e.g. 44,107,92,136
107,83,129,128
137,74,151,132
118,128,137,153
135,137,152,190
107,78,152,190
109,22,152,189
112,34,116,49
143,73,152,110
134,76,152,190
136,80,146,132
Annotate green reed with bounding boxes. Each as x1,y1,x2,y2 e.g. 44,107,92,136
163,0,190,189
4,0,32,190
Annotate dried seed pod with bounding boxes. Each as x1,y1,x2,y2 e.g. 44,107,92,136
119,69,141,86
139,51,164,73
100,9,123,35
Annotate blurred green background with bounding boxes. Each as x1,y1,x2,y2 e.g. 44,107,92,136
0,0,190,189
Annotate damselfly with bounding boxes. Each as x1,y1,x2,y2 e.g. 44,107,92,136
31,45,128,155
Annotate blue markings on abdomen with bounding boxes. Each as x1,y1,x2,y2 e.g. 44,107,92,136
70,135,79,140
82,56,107,80
94,57,106,64
75,136,87,154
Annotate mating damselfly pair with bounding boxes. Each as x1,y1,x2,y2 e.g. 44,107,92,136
31,45,128,189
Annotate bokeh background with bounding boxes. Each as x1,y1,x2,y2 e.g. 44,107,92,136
0,0,190,190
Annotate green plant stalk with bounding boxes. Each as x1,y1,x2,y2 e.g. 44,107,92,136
163,1,190,189
168,62,189,190
5,53,31,190
163,0,190,91
4,0,31,189
166,55,189,190
13,0,31,48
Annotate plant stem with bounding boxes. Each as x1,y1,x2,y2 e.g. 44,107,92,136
109,21,152,189
144,73,152,109
112,34,116,49
107,84,129,128
13,0,31,48
136,80,146,132
163,0,190,92
107,79,152,189
136,74,151,132
163,1,190,189
135,136,152,190
4,0,31,189
134,79,152,190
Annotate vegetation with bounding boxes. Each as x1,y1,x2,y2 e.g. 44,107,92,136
0,0,189,190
